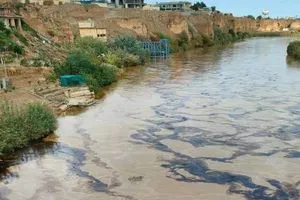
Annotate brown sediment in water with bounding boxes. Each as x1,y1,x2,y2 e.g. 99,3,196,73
1,37,300,199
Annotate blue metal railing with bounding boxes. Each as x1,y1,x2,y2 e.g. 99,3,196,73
142,39,170,58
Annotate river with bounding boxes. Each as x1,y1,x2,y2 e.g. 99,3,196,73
1,37,300,200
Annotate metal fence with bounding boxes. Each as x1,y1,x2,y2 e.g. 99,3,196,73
142,39,170,58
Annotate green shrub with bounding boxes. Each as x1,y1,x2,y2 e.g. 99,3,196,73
111,35,142,54
105,50,123,68
202,34,215,46
8,42,24,54
287,41,300,59
20,58,29,66
0,22,24,54
105,49,141,67
54,51,116,92
0,101,57,156
191,35,204,48
214,27,233,45
73,37,108,55
110,35,149,64
0,21,6,31
213,27,250,45
177,32,189,51
46,71,57,83
13,30,28,45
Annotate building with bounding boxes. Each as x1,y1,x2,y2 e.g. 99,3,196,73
78,19,107,41
71,0,107,5
111,0,144,8
142,4,160,11
157,1,191,11
0,6,22,30
18,0,71,5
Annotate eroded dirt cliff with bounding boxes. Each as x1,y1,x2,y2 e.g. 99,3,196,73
19,4,300,44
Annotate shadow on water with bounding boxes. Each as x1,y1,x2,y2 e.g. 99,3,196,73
0,139,58,182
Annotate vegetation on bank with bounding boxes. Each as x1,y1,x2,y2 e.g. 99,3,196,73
154,28,250,53
53,36,149,92
0,101,57,157
213,27,251,45
53,30,250,93
0,21,24,55
287,41,300,59
252,32,282,37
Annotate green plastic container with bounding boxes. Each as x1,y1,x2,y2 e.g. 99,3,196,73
60,75,85,87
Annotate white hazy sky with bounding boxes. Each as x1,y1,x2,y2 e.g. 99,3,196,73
146,0,300,18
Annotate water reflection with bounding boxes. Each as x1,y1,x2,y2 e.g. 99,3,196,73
286,56,300,69
0,139,58,182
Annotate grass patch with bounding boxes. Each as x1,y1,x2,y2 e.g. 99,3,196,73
0,101,57,157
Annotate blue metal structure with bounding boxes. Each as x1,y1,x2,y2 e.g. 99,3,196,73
142,39,170,58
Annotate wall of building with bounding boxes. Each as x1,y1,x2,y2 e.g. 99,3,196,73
19,0,71,5
79,28,107,41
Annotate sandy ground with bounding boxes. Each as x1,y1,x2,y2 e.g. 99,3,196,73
0,67,54,105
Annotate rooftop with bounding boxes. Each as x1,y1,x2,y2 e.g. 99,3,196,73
156,1,191,5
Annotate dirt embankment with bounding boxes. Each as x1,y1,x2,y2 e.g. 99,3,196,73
0,67,53,105
19,4,300,43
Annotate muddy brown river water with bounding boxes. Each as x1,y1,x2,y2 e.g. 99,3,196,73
1,37,300,200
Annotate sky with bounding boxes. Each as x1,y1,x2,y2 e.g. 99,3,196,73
148,0,300,18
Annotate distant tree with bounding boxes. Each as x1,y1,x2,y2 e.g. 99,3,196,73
246,15,255,20
256,15,262,20
199,1,206,8
211,6,216,12
190,1,207,11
